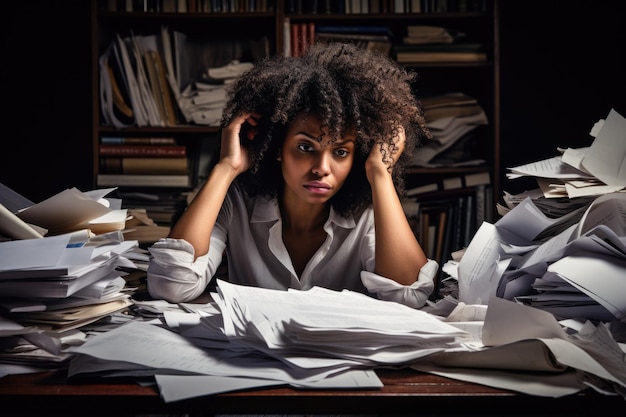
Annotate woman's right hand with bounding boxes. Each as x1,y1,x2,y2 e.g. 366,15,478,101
219,112,259,175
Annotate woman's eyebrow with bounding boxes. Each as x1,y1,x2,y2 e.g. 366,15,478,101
333,139,356,146
293,130,319,139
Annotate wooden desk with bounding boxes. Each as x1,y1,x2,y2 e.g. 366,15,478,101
0,368,619,416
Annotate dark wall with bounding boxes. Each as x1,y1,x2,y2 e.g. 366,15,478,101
1,1,624,202
0,0,92,203
499,0,626,194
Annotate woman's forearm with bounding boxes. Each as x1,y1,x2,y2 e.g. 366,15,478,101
369,168,428,285
168,162,239,259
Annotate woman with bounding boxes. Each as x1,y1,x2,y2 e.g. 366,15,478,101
147,42,437,308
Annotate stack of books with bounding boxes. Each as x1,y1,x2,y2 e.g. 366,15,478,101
97,136,192,188
309,25,393,56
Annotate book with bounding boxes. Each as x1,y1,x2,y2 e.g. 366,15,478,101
104,57,134,123
315,32,392,55
101,136,177,145
143,49,176,126
406,182,439,197
115,34,149,127
395,51,488,64
403,26,458,44
151,48,179,125
99,144,186,158
394,43,488,63
129,33,163,127
290,22,300,57
97,174,191,188
99,157,189,175
395,43,486,52
406,172,491,198
464,171,491,188
315,25,393,36
418,204,448,261
420,92,477,107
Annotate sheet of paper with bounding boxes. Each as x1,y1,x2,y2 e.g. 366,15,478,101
0,203,44,239
507,155,595,180
155,368,382,403
411,363,584,397
0,235,70,271
582,108,626,187
481,297,569,346
547,254,626,319
15,188,112,233
457,222,511,304
155,374,285,402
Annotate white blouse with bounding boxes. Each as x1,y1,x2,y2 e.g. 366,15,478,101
147,183,436,308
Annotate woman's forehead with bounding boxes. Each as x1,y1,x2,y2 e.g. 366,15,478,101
288,114,356,143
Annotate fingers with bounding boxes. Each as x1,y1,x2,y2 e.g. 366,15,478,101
240,112,261,141
393,125,406,153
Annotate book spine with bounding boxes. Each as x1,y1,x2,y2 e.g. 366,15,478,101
97,174,191,187
100,145,186,157
100,157,189,174
101,136,177,145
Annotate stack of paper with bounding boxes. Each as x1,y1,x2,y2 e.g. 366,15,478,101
413,93,488,167
505,108,626,201
67,280,467,401
452,190,626,323
211,280,466,366
0,234,138,333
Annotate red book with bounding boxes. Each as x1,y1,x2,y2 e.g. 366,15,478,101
99,145,187,157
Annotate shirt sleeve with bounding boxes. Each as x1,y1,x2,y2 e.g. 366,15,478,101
147,236,226,303
360,259,438,309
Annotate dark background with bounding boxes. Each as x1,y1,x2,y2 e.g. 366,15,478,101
1,0,624,203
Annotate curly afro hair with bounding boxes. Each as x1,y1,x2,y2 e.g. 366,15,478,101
220,41,431,217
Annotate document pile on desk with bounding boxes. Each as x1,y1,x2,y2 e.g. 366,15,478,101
442,108,626,323
67,280,467,401
0,233,141,371
0,185,148,373
65,279,626,402
416,108,626,397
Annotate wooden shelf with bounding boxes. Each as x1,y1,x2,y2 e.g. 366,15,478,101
91,0,500,221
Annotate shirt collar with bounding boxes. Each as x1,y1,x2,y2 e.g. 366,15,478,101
250,195,355,230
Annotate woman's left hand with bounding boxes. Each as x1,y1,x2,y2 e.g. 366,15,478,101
365,126,406,175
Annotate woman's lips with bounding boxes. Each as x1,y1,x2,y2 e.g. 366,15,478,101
303,181,331,194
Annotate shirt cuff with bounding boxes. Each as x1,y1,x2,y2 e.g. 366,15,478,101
360,259,438,309
149,238,210,276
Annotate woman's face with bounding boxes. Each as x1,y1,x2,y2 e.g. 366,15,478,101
279,113,355,206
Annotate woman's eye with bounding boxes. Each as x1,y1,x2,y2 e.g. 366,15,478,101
297,143,314,152
334,149,350,158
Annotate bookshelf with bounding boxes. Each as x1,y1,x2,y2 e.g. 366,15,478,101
91,0,500,231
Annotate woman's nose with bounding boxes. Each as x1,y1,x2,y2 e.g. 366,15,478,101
312,152,331,176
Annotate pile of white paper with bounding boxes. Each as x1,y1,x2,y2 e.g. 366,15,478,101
68,280,468,401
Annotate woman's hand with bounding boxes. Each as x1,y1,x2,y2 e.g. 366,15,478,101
218,112,260,175
365,125,406,180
